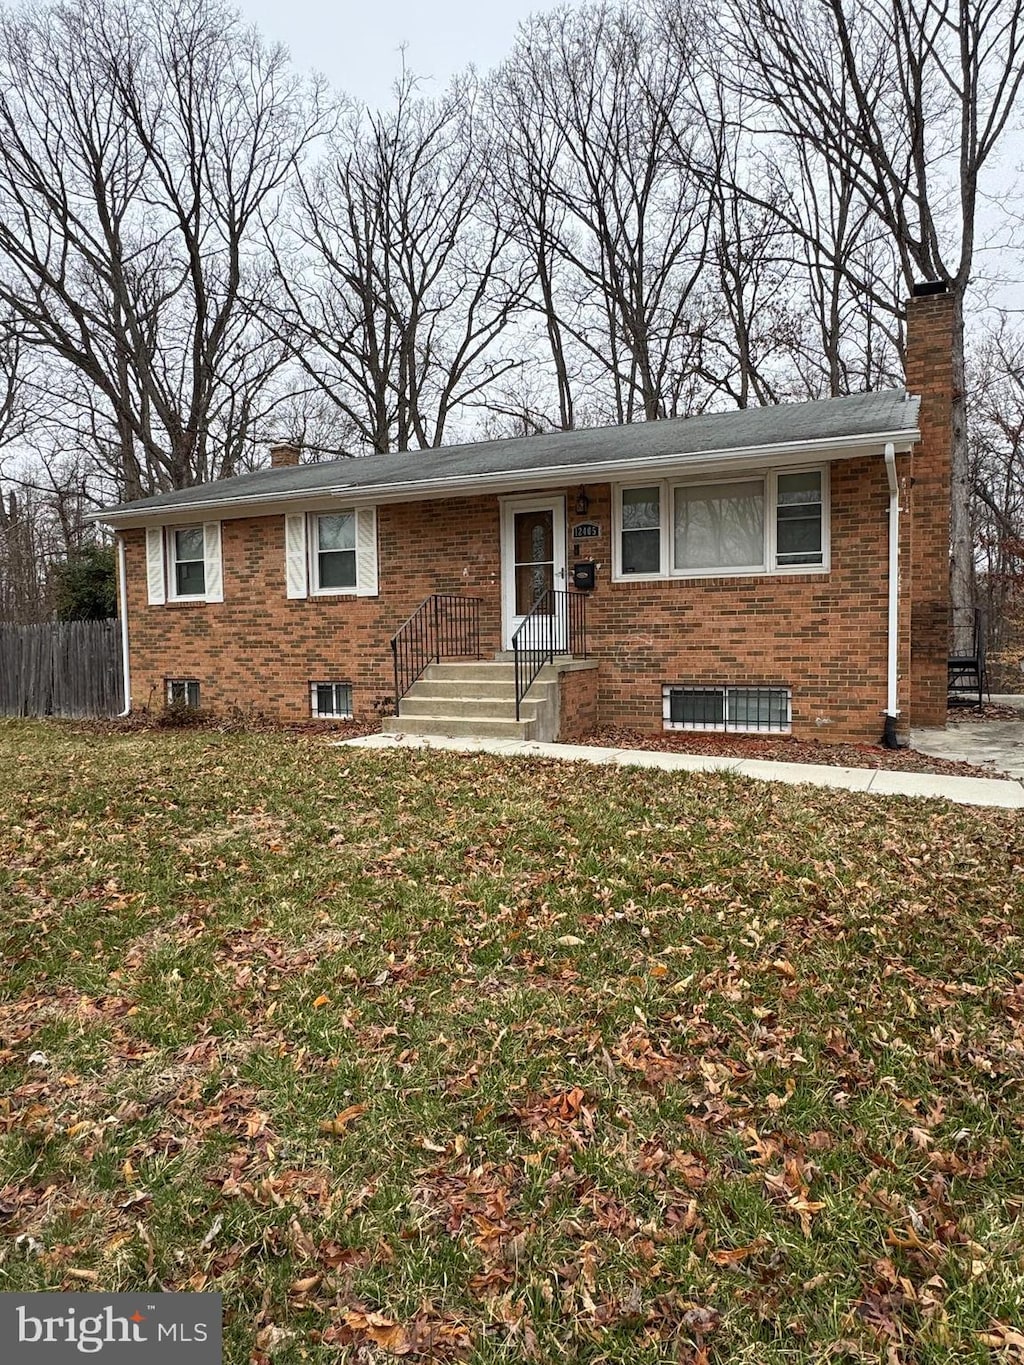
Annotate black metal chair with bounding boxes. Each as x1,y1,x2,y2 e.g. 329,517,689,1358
947,609,987,708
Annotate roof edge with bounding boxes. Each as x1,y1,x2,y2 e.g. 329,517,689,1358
92,424,920,529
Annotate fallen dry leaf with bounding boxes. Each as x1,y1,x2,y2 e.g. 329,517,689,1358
708,1240,765,1266
319,1103,368,1135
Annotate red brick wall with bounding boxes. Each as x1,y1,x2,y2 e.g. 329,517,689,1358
905,291,955,726
557,666,599,741
574,459,894,744
122,498,505,721
124,453,905,743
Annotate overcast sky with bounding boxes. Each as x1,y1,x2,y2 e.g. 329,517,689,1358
234,0,567,107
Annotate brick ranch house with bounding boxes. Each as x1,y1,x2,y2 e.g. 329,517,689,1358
96,286,954,747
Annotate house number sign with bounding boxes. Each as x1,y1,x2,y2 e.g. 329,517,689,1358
572,522,601,539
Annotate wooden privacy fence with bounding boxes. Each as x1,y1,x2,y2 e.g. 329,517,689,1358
0,620,124,718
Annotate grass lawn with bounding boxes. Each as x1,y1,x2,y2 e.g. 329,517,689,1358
1,721,1023,1363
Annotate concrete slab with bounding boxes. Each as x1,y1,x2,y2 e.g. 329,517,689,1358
732,759,877,791
502,741,623,762
866,768,1024,808
911,720,1024,782
335,733,1024,808
612,749,743,774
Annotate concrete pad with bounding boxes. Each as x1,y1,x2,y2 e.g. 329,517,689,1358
732,759,877,791
338,733,402,748
866,768,1024,808
911,722,1024,781
500,741,622,762
612,749,742,774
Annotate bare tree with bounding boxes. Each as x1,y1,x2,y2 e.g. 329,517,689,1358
0,0,327,498
272,72,528,455
707,0,1024,647
968,322,1024,678
493,2,716,427
487,46,584,431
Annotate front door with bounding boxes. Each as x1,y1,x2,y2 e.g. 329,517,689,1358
501,496,567,650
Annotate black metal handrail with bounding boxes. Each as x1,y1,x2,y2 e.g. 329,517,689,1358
391,594,481,712
511,589,587,721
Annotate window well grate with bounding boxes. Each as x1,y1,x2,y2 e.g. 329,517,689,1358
663,685,791,733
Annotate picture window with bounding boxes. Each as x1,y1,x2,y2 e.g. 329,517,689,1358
616,469,826,578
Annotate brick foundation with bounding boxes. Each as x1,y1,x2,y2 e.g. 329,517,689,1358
557,666,599,741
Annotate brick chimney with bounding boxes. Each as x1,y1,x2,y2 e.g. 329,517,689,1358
270,441,301,468
904,282,954,728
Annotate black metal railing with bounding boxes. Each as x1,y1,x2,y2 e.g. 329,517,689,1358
511,589,587,721
391,594,481,712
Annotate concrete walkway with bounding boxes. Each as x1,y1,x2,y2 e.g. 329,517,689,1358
339,730,1024,810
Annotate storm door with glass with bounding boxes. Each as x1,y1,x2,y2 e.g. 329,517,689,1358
501,496,567,649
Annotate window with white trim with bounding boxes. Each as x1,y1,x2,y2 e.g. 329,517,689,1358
310,682,353,718
663,684,792,733
776,471,824,566
167,678,201,708
621,486,662,574
614,469,827,579
314,513,357,591
284,508,378,600
146,522,223,605
170,526,206,597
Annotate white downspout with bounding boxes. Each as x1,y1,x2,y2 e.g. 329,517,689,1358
116,534,132,717
883,442,900,742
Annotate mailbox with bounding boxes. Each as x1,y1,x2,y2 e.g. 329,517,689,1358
572,560,597,591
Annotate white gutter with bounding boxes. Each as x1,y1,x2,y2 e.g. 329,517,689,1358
884,442,900,726
116,534,131,717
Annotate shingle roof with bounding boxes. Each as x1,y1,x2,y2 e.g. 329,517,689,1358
97,388,920,522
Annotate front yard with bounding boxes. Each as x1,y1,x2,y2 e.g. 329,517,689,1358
1,722,1022,1362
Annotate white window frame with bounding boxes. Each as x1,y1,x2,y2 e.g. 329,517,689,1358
167,524,207,600
286,508,377,600
662,684,792,734
150,522,223,605
612,466,830,582
310,681,354,719
166,678,201,708
310,511,358,596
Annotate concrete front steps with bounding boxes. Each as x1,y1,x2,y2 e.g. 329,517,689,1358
381,658,571,742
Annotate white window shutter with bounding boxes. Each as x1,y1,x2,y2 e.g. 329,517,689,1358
355,507,378,597
203,522,223,602
145,527,165,605
285,513,308,599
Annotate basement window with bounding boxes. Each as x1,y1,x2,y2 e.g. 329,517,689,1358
663,684,791,733
166,679,200,709
310,682,353,719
